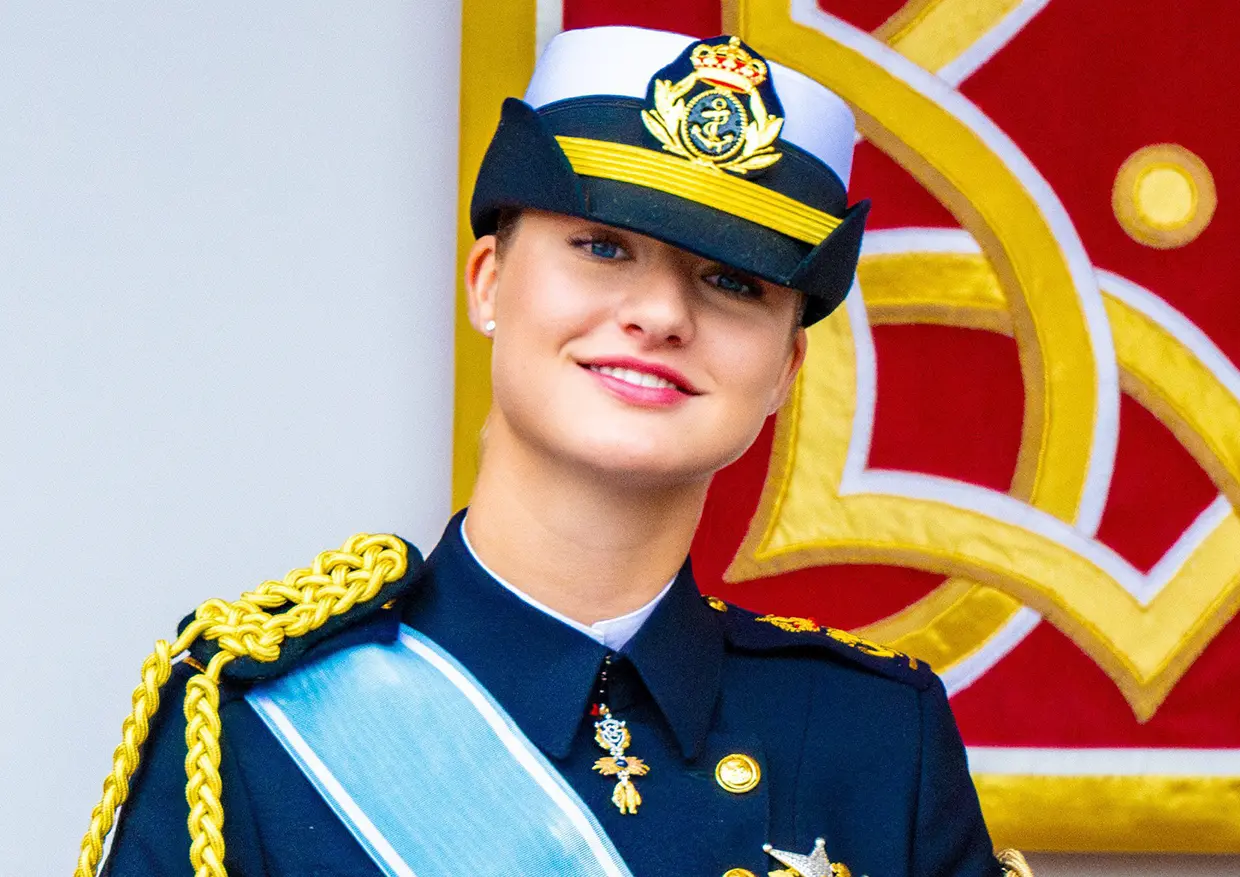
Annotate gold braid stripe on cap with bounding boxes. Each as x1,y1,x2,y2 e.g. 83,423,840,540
75,534,408,877
555,135,842,245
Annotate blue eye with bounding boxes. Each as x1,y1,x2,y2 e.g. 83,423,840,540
706,272,757,298
590,240,621,259
570,233,629,260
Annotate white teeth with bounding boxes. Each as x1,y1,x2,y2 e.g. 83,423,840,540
590,364,679,390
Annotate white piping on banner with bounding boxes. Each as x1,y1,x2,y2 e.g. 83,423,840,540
937,0,1054,86
798,7,1119,537
853,229,1240,693
968,746,1240,777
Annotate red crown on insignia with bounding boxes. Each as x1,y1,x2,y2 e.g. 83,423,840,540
690,36,768,92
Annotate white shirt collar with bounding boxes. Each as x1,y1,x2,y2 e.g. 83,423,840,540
459,517,675,651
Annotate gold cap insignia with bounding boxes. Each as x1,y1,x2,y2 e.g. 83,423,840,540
642,36,784,175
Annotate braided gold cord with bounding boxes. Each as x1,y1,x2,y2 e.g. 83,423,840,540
184,652,230,877
74,639,179,877
75,533,408,877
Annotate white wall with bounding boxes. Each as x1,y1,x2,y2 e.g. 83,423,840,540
1,3,1235,876
0,2,460,873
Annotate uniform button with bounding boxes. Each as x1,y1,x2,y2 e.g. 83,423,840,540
704,595,728,612
715,753,761,793
722,869,756,877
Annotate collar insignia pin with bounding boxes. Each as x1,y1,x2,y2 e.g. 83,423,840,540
763,838,864,877
592,705,650,814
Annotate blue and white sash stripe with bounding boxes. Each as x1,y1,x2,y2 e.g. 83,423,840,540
248,626,634,877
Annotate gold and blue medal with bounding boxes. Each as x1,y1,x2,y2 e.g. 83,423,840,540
589,655,648,814
592,705,649,814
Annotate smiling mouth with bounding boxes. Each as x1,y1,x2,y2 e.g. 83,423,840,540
578,356,703,397
585,364,686,392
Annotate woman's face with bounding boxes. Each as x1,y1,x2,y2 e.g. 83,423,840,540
466,209,807,489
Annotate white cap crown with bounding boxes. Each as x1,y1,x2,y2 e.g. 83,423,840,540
524,26,857,186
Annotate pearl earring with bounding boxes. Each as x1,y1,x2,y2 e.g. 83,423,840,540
484,319,496,334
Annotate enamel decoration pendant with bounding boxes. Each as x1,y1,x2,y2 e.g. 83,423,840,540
764,838,864,877
592,705,649,814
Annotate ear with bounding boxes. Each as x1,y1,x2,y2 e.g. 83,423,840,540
464,234,500,334
768,327,808,415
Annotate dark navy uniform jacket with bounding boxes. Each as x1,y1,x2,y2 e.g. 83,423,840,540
103,513,1001,877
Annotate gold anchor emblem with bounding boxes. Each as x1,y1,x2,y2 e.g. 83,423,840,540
641,37,784,175
693,95,738,152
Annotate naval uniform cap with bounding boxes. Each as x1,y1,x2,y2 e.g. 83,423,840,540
523,26,857,187
470,25,871,325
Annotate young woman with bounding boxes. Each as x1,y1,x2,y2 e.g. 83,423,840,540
82,25,1021,877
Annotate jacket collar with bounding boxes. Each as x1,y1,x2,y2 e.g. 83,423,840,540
402,512,724,761
623,557,724,760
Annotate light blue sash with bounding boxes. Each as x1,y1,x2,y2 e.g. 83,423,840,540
246,626,634,877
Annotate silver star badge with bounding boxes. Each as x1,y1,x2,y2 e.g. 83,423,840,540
763,838,865,877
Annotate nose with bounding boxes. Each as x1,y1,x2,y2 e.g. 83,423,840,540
615,258,696,347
